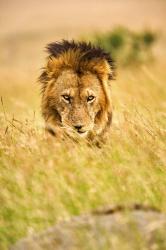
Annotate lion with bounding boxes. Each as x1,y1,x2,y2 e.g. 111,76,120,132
39,40,115,143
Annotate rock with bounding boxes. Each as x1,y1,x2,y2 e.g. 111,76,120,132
10,204,166,250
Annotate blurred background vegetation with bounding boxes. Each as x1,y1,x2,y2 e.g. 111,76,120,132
92,27,158,66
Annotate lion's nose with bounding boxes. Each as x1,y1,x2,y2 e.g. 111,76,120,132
73,125,83,131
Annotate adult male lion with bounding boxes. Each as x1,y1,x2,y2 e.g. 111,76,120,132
39,40,115,143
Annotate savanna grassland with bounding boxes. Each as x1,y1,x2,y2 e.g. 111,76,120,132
0,0,166,249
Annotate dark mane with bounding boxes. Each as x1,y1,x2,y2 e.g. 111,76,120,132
46,40,115,76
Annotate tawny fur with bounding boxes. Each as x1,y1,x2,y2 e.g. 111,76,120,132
39,40,115,144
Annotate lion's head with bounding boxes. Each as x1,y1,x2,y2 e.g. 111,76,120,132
40,40,115,142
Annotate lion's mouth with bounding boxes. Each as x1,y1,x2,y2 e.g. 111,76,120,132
62,124,89,138
77,130,88,137
78,130,86,134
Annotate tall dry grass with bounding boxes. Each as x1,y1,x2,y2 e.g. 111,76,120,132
0,56,166,249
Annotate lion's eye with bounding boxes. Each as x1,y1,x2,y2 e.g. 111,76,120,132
62,95,71,103
87,95,95,102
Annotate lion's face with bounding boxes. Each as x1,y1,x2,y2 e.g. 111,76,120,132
44,69,106,138
40,40,114,142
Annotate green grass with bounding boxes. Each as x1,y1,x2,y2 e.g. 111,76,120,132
0,63,166,250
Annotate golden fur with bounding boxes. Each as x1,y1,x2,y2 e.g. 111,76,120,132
39,40,115,143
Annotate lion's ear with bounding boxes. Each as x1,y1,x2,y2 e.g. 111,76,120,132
87,59,114,84
46,57,64,78
47,57,55,73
